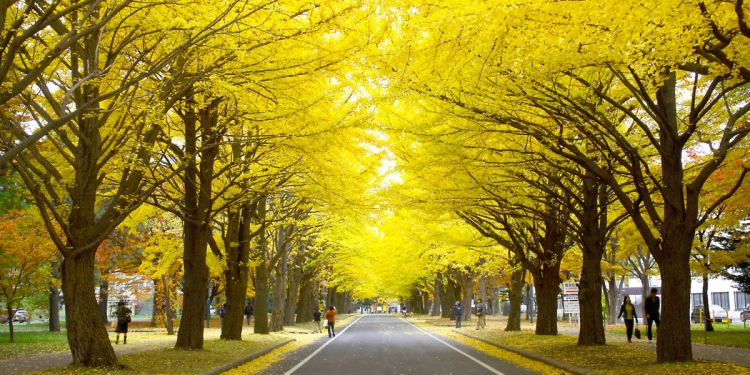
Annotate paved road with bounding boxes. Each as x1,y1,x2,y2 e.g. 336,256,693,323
258,315,539,375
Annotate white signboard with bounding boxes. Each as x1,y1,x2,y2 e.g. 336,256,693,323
562,282,579,313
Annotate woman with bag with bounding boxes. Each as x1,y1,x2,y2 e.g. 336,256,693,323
115,301,132,345
617,296,638,343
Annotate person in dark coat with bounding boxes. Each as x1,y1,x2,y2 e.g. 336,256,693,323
313,309,322,333
618,296,638,343
115,301,132,345
475,298,486,330
644,288,660,341
453,301,463,328
244,302,254,326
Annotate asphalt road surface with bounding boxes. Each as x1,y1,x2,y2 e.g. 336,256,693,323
257,315,539,375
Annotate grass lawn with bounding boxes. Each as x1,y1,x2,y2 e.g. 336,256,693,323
467,329,749,375
35,335,288,374
0,322,61,332
608,323,750,349
0,331,69,360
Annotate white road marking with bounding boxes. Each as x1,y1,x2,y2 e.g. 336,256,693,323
283,315,365,375
402,318,505,375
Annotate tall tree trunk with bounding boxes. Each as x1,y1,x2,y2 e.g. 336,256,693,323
98,280,109,324
577,173,607,345
656,254,693,361
701,272,714,331
175,97,220,349
49,287,61,332
152,278,163,328
441,277,453,319
478,276,487,304
163,276,176,335
221,204,253,340
296,279,314,323
6,303,15,343
431,273,442,317
62,249,117,366
270,242,289,331
253,260,271,334
533,265,561,335
284,265,299,326
505,266,524,331
605,275,624,324
460,272,473,321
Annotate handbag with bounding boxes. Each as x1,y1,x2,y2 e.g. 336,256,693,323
634,326,641,339
126,316,131,323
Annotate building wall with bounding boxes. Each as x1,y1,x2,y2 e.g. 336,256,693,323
623,275,749,321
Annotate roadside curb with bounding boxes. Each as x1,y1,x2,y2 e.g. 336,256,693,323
452,330,596,375
201,338,295,375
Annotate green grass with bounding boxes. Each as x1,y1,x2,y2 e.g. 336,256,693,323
35,335,287,374
607,323,750,349
0,331,69,360
470,330,749,375
0,322,62,332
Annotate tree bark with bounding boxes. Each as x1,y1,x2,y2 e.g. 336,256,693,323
533,265,561,335
296,279,314,323
270,243,289,331
284,263,300,326
62,249,117,366
49,287,61,332
701,272,714,331
431,273,442,317
577,173,607,345
505,266,524,331
98,280,109,324
253,260,271,334
175,95,221,349
460,271,473,321
221,204,252,340
656,255,693,361
6,303,15,343
163,276,176,335
605,275,624,325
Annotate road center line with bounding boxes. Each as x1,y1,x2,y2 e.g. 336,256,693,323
283,315,365,375
402,318,505,375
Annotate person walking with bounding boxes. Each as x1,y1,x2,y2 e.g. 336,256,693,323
475,298,486,330
313,309,323,333
645,288,660,341
453,301,463,328
618,296,638,343
325,305,337,337
244,302,254,326
115,301,132,345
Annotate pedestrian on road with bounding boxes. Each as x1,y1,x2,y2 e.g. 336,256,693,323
645,288,660,341
244,302,254,326
313,309,322,333
453,301,463,328
618,296,638,343
475,298,486,330
325,305,337,337
115,301,132,345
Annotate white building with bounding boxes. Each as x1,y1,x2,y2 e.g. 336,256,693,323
623,275,749,322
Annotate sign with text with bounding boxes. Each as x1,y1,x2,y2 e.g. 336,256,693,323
562,282,579,314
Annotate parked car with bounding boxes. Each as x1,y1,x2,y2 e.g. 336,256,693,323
13,309,29,323
691,304,728,323
741,306,750,323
